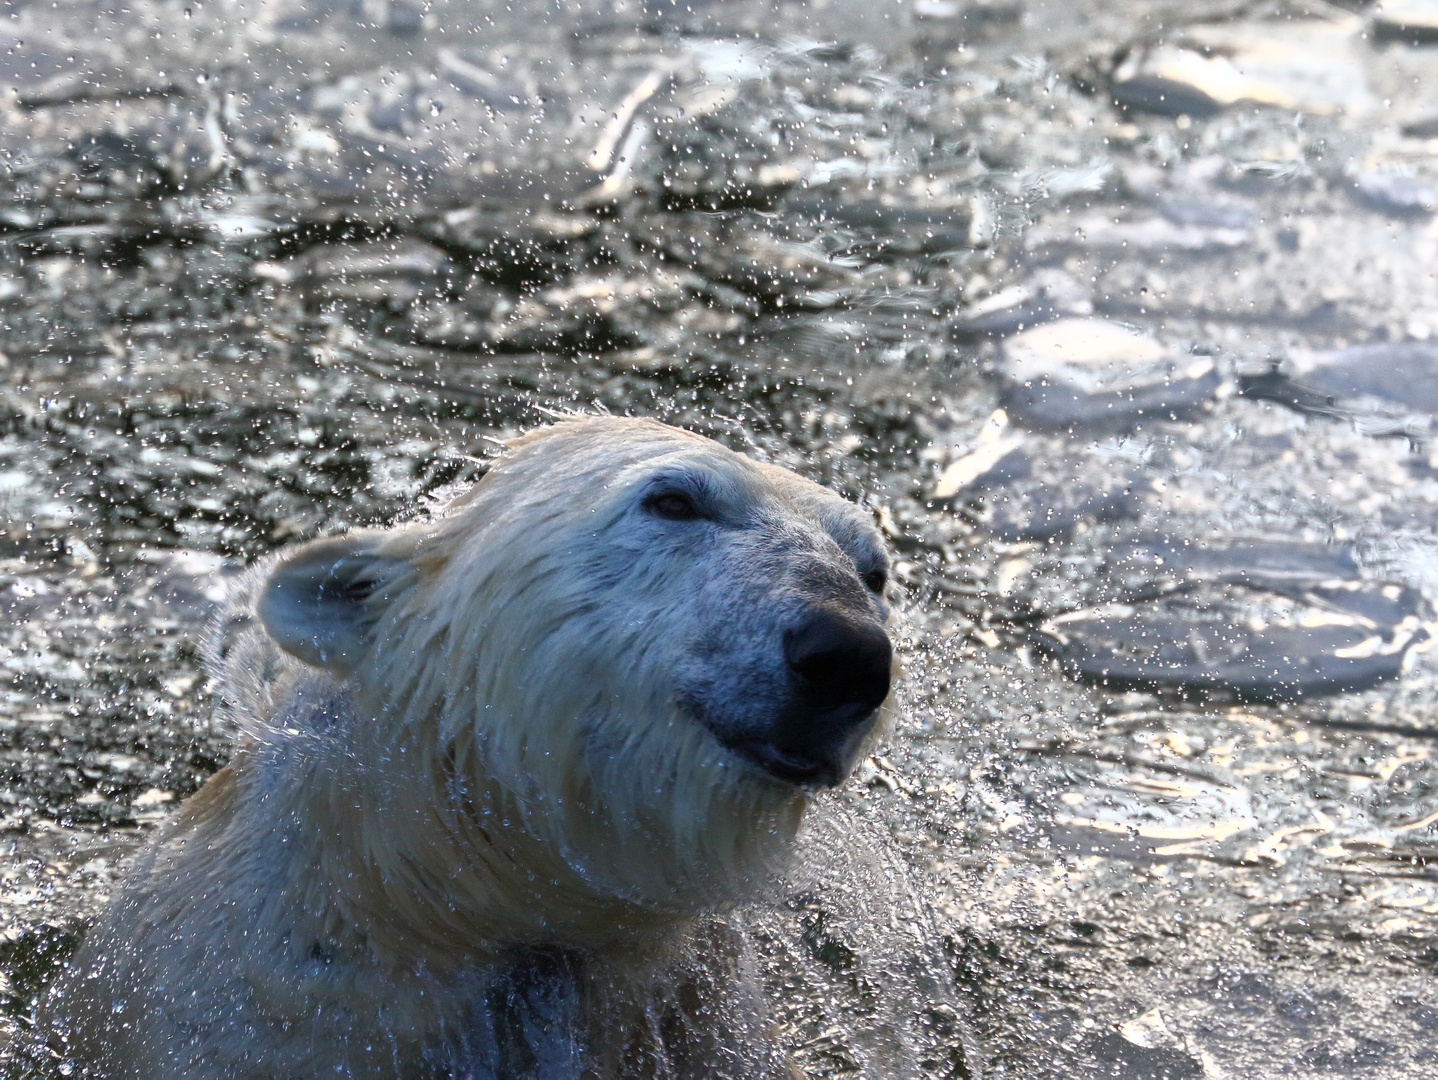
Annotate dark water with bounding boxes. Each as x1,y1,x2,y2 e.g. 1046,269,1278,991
3,0,1438,1075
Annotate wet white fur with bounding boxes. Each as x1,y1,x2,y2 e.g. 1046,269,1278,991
46,416,893,1078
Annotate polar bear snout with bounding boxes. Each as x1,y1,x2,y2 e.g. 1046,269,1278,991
720,608,891,789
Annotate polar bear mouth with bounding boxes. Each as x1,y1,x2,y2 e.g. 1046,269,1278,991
680,696,867,788
721,735,842,788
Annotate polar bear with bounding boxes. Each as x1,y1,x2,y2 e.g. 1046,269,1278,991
45,416,897,1079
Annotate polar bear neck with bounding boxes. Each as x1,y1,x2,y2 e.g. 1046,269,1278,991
256,670,807,969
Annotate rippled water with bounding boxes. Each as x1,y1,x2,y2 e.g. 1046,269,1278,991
4,0,1438,1075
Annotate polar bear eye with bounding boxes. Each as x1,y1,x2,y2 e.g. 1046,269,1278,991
644,490,705,521
862,568,888,594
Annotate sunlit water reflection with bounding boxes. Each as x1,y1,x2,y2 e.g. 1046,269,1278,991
4,0,1438,1075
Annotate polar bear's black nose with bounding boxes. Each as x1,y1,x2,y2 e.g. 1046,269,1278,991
784,611,893,714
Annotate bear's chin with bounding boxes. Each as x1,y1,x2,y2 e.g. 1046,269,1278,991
486,716,814,919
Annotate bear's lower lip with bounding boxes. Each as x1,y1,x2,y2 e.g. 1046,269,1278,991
722,737,841,788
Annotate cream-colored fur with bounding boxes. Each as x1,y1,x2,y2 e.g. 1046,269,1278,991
45,417,894,1079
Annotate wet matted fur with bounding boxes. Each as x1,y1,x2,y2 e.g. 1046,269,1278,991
44,416,897,1078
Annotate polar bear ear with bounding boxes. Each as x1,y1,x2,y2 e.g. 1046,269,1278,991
258,533,411,674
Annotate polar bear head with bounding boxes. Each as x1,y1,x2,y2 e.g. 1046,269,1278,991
255,417,894,917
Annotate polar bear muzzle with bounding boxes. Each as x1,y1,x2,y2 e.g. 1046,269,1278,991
719,607,891,788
